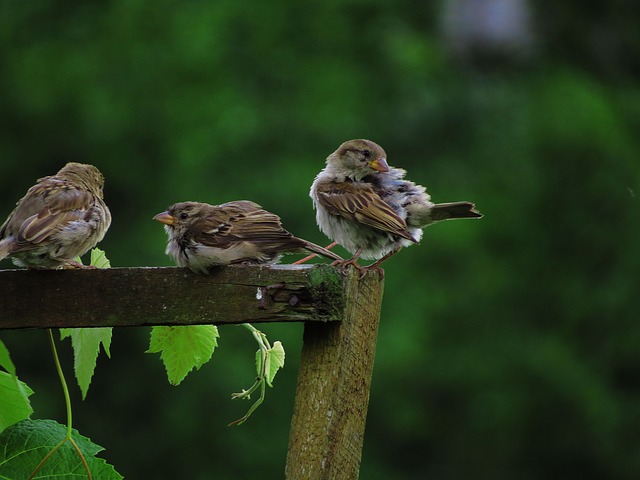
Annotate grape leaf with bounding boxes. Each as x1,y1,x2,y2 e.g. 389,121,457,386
59,248,113,399
147,325,220,385
0,339,16,375
0,373,34,433
255,340,285,387
90,248,111,269
0,340,34,432
266,341,285,387
59,328,112,400
0,419,122,479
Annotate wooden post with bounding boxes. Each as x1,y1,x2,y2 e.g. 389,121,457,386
0,264,384,479
285,269,384,479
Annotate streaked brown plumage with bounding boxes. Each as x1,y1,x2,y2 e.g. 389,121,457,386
0,162,111,269
310,139,482,274
153,200,342,274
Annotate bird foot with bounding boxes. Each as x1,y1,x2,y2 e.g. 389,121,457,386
361,265,385,280
330,258,366,278
257,282,285,309
330,259,385,280
63,260,97,269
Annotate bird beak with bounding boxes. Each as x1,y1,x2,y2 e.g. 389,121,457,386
369,157,390,173
153,211,175,226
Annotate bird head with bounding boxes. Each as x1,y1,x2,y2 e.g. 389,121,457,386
326,139,390,181
153,202,208,235
57,163,106,197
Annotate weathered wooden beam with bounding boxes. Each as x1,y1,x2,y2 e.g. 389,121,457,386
285,269,384,480
0,265,343,329
0,263,384,479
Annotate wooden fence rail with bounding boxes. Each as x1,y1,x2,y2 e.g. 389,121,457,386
0,264,384,480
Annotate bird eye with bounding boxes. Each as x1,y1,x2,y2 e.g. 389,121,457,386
362,150,371,159
179,212,189,220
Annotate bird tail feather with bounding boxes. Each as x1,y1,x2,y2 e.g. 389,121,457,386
430,202,483,222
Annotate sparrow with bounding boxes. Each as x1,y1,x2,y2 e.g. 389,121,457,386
153,200,343,274
0,162,112,269
310,139,482,274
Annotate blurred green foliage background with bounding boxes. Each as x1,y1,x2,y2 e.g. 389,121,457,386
1,1,639,478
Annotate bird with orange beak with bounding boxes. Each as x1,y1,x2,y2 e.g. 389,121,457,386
153,200,342,274
310,139,482,276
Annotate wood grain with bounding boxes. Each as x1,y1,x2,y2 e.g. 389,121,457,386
285,268,384,479
0,264,343,329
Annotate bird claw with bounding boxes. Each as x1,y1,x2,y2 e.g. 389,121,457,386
329,259,385,280
63,260,97,269
330,258,367,278
360,264,384,280
355,264,385,280
365,265,385,280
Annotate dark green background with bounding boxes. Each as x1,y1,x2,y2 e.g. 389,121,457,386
1,1,639,478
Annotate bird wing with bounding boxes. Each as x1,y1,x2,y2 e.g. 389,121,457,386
315,181,417,242
191,202,295,248
9,180,95,246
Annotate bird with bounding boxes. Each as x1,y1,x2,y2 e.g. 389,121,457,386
0,162,112,269
310,139,482,275
153,200,343,274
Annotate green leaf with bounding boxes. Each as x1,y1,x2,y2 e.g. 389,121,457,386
265,341,285,387
59,328,112,400
255,340,285,388
57,249,113,399
0,340,34,432
256,341,284,387
0,339,16,376
147,325,220,385
90,248,111,268
0,419,122,479
0,373,34,432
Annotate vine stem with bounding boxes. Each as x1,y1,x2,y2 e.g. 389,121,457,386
228,324,270,426
243,323,271,351
42,329,93,480
49,329,73,436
